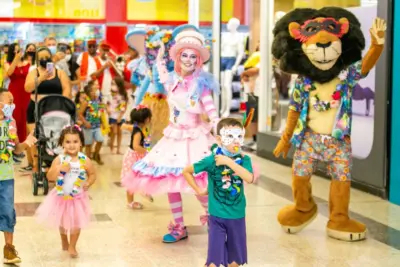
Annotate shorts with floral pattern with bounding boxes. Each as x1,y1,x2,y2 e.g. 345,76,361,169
293,129,352,181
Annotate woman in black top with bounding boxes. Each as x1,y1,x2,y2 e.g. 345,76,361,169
24,47,71,172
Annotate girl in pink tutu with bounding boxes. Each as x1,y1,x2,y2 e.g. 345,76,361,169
121,105,153,209
124,27,220,243
36,125,96,258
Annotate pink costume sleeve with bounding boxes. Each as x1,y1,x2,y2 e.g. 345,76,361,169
201,92,219,131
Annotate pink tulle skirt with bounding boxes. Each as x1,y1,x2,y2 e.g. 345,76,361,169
125,122,214,195
35,189,91,231
121,148,146,191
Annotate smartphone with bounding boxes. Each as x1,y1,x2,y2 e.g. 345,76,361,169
46,62,54,74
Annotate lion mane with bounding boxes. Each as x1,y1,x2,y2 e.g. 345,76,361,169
272,7,365,83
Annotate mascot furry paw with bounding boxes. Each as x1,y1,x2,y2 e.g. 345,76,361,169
272,7,386,242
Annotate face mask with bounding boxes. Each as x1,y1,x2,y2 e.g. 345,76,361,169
27,51,36,58
39,58,51,68
65,54,72,62
2,104,15,119
220,127,245,152
48,46,57,55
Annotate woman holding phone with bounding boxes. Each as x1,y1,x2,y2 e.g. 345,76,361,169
3,43,31,145
24,47,71,172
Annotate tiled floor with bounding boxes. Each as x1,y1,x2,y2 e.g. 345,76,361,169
9,134,400,266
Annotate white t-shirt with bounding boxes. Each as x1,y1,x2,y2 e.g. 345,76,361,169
61,158,83,195
77,53,97,83
98,58,112,96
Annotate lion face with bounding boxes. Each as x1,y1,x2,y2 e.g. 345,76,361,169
289,17,349,70
272,8,365,84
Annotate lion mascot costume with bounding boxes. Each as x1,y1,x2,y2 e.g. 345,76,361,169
272,7,386,241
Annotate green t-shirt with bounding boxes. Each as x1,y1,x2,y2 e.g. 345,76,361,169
193,154,253,219
0,120,14,181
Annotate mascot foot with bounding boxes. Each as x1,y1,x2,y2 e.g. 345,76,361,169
278,204,318,234
326,180,367,242
278,175,317,234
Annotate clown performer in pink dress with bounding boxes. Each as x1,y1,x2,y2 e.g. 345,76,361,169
124,28,219,243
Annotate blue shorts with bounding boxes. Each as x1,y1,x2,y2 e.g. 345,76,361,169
0,180,16,233
206,215,247,267
221,57,236,71
109,118,125,126
83,128,104,145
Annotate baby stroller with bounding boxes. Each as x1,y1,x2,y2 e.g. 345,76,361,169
33,95,76,196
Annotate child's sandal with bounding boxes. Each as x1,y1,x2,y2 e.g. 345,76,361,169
127,202,143,210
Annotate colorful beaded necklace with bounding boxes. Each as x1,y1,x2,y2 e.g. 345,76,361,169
0,118,17,163
56,152,87,200
212,144,244,196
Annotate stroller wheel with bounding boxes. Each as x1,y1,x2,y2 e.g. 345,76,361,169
32,173,39,196
43,175,49,195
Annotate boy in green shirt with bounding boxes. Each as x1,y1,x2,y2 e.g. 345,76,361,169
0,88,36,264
183,118,254,267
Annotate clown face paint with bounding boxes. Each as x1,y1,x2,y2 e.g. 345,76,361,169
220,126,245,153
180,49,197,74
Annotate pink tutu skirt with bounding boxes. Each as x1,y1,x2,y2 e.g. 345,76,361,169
127,122,214,195
121,148,146,191
35,189,91,231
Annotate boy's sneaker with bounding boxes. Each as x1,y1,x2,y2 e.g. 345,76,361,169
3,244,21,264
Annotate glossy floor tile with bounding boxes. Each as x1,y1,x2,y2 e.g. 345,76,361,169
7,134,400,266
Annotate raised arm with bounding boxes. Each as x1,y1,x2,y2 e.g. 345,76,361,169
361,18,386,76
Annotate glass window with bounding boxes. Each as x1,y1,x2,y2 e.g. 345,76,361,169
255,0,378,159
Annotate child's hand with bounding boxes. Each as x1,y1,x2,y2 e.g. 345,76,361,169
84,121,91,129
83,183,91,191
23,132,37,147
59,162,70,173
215,155,233,166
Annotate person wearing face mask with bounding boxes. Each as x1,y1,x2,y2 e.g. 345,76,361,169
0,88,37,264
24,47,71,172
3,43,31,147
65,45,80,97
45,36,57,54
24,43,37,72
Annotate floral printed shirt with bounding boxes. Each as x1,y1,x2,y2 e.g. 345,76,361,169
289,60,366,147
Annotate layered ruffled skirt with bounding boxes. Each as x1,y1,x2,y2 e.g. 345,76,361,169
121,148,146,191
35,190,91,231
124,122,214,195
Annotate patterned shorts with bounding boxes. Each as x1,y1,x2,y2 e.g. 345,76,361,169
293,129,352,181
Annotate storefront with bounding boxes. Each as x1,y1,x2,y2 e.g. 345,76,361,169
253,0,391,198
0,0,106,50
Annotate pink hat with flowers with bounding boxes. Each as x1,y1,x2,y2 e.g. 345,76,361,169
170,30,210,62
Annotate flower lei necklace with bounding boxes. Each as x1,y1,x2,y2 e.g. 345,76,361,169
305,70,348,112
56,152,87,200
0,118,17,163
213,145,244,196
